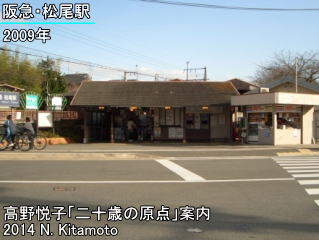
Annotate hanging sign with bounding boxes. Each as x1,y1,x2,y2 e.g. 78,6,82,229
0,91,20,107
51,96,63,110
26,94,39,110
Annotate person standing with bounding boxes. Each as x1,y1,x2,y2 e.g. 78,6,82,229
127,119,136,142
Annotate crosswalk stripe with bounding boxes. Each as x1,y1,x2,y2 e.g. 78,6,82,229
292,173,319,178
276,161,319,164
275,158,319,160
287,170,319,173
305,189,319,195
283,166,319,169
279,163,319,166
273,156,319,160
274,157,319,209
298,180,319,185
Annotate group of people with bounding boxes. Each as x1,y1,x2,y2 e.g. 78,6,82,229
3,115,35,148
127,112,153,142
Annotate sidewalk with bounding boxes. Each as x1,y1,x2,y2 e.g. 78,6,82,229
40,142,319,152
0,143,319,160
1,143,318,160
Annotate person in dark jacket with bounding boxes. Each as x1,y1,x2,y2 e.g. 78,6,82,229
4,115,16,147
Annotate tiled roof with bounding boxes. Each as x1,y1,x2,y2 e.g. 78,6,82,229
71,81,239,107
263,76,319,93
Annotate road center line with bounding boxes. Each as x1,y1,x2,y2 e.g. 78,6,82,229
156,159,206,182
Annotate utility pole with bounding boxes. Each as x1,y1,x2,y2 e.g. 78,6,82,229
184,63,208,81
136,65,139,80
124,71,138,81
204,66,207,81
186,61,189,80
295,57,298,93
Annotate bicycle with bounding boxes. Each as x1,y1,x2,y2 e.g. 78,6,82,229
31,134,47,150
0,131,31,152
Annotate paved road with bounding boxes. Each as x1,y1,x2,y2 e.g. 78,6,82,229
0,155,318,239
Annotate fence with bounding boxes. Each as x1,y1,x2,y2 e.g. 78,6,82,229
0,110,82,123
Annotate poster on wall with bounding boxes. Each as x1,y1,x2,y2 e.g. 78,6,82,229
16,112,22,120
38,112,53,128
26,94,39,110
168,127,176,139
168,127,183,139
153,108,159,127
194,113,201,129
153,127,161,138
159,109,165,125
166,109,174,125
175,128,184,139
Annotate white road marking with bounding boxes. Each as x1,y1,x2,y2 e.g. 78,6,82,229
0,178,294,184
305,189,319,195
279,163,319,166
298,180,319,185
0,156,271,161
283,166,319,169
287,170,319,173
274,157,319,208
276,161,319,164
292,173,319,178
167,156,270,160
156,159,205,182
274,157,319,160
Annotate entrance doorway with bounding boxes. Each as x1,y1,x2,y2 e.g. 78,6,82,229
113,108,153,142
88,111,111,142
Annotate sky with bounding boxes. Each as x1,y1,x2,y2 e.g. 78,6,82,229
1,0,319,81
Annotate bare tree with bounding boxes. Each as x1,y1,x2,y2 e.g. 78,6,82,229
254,51,319,85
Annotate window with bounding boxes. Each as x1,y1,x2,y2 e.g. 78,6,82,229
159,108,182,126
277,113,300,129
200,114,209,129
186,113,210,130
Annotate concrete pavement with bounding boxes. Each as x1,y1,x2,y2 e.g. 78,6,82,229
1,154,319,239
2,142,319,160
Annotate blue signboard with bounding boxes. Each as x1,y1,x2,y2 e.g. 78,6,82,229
26,94,39,110
0,91,20,107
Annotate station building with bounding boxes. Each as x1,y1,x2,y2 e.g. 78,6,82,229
71,79,319,145
71,80,239,143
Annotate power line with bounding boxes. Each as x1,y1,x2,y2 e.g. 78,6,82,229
0,45,171,80
133,0,319,11
50,25,180,70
